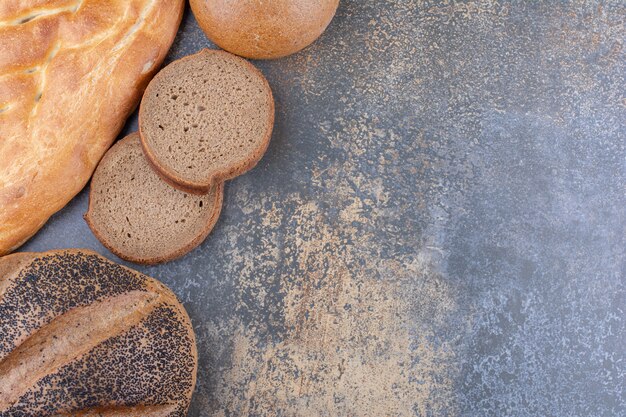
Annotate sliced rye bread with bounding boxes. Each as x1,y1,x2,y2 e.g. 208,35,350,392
139,49,275,194
84,133,223,265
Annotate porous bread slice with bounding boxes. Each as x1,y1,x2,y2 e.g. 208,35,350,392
139,49,275,193
84,133,223,264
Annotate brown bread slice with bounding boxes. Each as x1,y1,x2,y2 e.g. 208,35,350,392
0,249,197,417
139,49,275,193
85,133,223,265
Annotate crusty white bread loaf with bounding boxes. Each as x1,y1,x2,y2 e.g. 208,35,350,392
0,0,185,256
0,249,197,416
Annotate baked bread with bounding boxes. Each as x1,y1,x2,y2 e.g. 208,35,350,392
0,0,185,256
139,49,274,193
85,133,223,265
189,0,339,59
0,249,197,416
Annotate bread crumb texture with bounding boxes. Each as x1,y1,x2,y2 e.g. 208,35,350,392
140,50,273,185
86,134,222,263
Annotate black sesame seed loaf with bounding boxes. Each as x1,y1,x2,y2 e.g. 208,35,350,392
0,249,197,417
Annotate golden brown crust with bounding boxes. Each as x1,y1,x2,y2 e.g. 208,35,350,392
0,249,197,416
138,49,275,194
189,0,339,59
0,0,185,256
84,133,225,265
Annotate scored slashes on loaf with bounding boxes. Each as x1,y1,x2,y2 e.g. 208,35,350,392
0,0,184,255
0,249,197,416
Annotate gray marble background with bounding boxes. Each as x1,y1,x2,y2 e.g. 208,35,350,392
23,1,625,416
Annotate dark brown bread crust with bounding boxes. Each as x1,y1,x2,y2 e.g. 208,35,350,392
138,49,275,194
0,249,197,417
84,133,224,265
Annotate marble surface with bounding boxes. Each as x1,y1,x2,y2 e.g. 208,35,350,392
22,1,625,416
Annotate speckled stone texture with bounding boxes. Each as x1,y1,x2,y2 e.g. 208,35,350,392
22,1,625,416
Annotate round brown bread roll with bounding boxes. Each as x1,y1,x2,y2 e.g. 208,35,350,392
0,249,197,417
189,0,340,59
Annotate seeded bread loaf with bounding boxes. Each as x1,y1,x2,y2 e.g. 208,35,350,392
189,0,340,59
85,133,223,265
0,0,185,256
0,249,197,416
139,49,274,194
